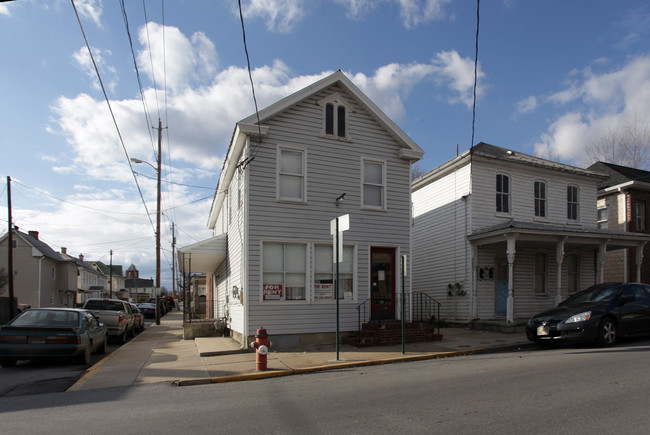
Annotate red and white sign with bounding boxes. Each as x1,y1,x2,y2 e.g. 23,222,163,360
314,284,333,300
263,284,283,300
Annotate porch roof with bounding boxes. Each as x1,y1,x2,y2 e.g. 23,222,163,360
467,220,650,251
177,234,227,274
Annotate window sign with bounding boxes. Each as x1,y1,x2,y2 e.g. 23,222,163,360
263,284,283,301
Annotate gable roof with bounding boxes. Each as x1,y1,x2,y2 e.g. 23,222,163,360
208,70,424,228
414,142,604,190
587,161,650,190
0,229,64,262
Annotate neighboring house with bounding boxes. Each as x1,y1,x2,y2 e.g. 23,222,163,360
125,264,155,302
90,261,125,298
411,143,649,326
179,71,423,347
60,249,107,304
0,229,78,308
587,162,650,283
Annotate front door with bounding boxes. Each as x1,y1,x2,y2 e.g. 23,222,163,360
371,247,396,320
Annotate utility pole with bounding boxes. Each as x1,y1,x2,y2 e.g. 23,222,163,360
171,222,176,302
155,119,162,325
109,249,113,299
6,176,15,319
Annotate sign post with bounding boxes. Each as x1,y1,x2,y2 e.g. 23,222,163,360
330,214,349,361
401,255,407,354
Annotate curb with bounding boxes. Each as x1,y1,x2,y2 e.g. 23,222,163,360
175,342,534,387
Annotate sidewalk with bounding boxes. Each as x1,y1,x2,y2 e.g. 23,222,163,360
68,310,532,391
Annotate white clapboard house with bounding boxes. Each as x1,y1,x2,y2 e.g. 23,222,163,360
411,143,649,328
179,71,424,347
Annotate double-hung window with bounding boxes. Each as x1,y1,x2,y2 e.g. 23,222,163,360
496,173,510,213
597,207,608,229
262,242,306,301
278,147,306,202
635,201,646,231
567,185,579,221
362,159,386,209
534,181,547,218
314,244,355,301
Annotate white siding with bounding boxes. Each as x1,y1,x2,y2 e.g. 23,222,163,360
243,84,413,335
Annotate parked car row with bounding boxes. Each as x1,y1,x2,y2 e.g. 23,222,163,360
527,282,650,348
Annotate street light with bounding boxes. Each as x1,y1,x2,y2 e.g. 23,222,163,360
130,143,161,325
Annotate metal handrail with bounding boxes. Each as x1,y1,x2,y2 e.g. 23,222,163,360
412,292,441,335
355,298,371,331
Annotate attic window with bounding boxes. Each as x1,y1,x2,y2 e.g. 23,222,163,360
319,93,352,140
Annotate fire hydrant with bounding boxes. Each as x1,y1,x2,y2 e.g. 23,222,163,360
251,327,270,371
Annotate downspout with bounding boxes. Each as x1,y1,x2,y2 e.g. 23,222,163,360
38,256,44,308
241,137,250,349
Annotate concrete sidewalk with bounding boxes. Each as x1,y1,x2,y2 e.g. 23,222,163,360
68,310,532,391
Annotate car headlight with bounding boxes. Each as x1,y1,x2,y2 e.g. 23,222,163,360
565,311,591,323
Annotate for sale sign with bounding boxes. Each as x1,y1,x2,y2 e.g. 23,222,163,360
263,284,283,300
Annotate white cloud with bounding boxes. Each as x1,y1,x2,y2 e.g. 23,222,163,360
72,46,118,93
335,0,451,28
516,96,537,114
74,0,103,28
431,50,483,108
238,0,305,33
0,4,11,16
534,55,650,161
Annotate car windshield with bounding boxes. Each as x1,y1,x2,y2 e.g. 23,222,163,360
562,284,621,305
84,300,124,311
11,310,79,327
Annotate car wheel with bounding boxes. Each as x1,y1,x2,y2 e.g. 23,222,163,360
76,346,91,365
0,358,17,368
118,330,127,344
596,317,617,347
128,325,135,338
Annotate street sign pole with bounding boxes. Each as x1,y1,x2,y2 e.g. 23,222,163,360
330,214,349,361
401,255,407,355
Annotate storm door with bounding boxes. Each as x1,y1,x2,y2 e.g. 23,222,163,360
371,247,396,320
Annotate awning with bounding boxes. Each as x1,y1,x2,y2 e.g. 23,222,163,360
177,234,227,274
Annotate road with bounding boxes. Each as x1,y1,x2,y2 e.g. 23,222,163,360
0,320,151,396
1,337,649,434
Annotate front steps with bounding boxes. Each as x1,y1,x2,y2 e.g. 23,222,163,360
343,320,443,347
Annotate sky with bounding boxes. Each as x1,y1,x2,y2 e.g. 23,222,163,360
1,0,649,292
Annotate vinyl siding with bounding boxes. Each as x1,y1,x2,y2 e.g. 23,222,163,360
243,84,413,335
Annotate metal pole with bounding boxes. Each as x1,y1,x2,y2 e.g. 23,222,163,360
109,249,113,299
401,255,406,354
335,217,340,361
7,176,15,319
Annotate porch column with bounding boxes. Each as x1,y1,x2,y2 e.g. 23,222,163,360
635,243,646,282
555,237,567,305
597,241,609,283
471,243,478,320
506,234,517,323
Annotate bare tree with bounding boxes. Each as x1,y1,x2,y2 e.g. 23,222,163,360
411,162,428,181
580,117,650,170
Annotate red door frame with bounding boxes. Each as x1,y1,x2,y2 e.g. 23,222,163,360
370,247,396,320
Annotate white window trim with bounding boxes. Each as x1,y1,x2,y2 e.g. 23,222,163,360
318,93,354,142
276,145,307,203
533,179,548,220
495,172,512,216
361,157,387,211
260,240,309,304
597,206,608,229
567,184,580,223
312,243,358,303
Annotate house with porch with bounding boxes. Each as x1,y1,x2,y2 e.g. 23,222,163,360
588,161,650,284
179,71,423,347
411,143,649,328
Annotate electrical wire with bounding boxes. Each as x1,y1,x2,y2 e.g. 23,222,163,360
70,0,154,232
470,0,480,150
133,171,216,190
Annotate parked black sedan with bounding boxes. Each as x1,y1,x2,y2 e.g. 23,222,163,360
526,282,650,347
0,308,108,367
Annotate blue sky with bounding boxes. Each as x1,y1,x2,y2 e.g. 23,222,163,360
1,0,649,291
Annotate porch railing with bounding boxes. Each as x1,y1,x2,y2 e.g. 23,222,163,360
355,298,371,331
412,292,441,336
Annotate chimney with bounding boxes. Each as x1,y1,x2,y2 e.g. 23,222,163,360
61,247,67,254
79,254,84,261
28,231,39,240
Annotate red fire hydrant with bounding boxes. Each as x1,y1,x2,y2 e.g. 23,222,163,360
251,327,270,371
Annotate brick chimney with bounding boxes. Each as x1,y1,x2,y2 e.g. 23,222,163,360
61,247,67,254
78,254,84,261
28,230,39,240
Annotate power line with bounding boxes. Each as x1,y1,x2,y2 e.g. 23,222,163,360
70,0,155,232
470,0,480,149
133,171,216,190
